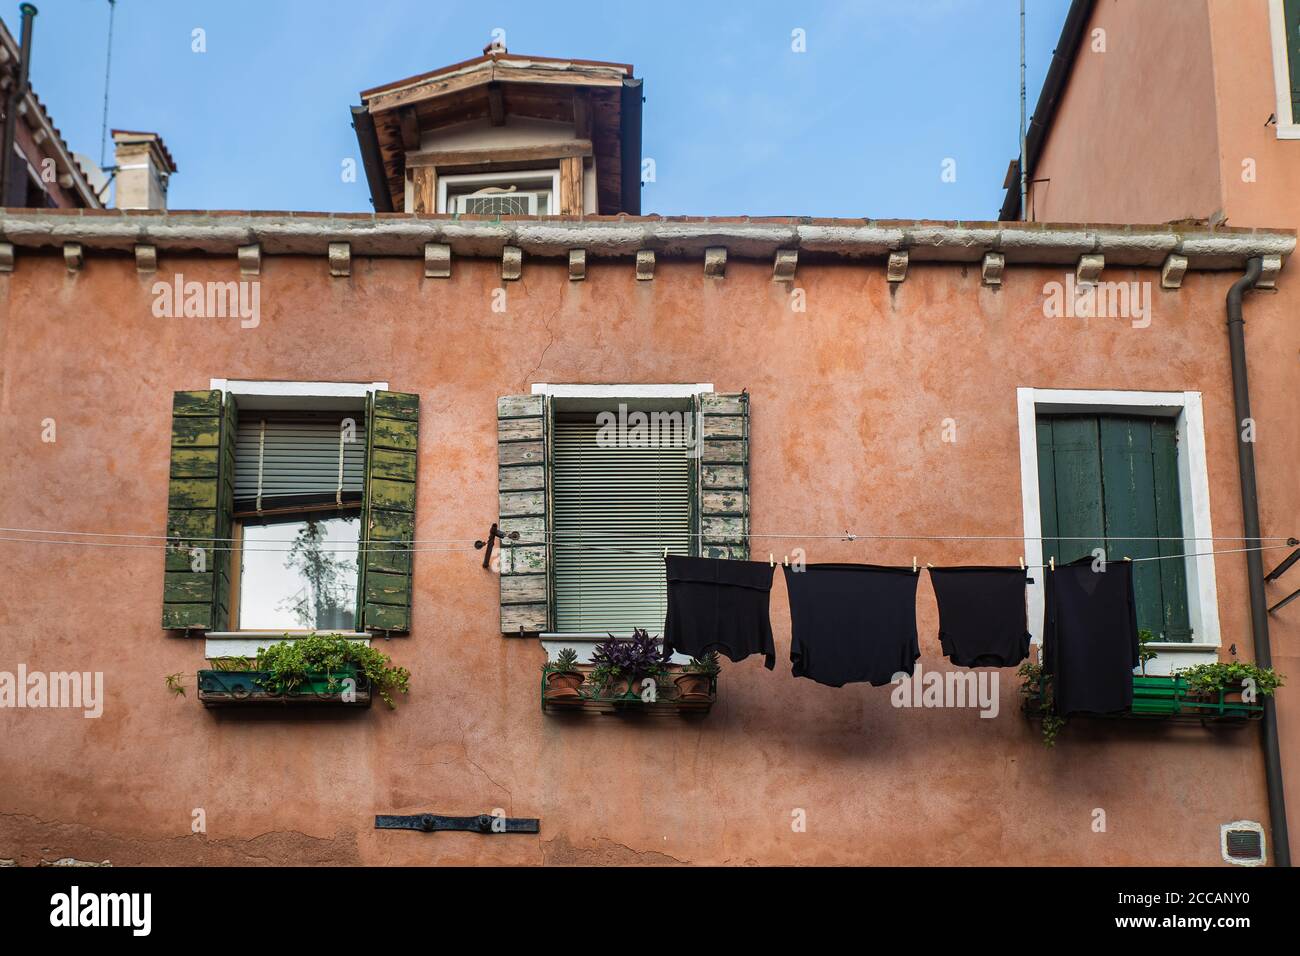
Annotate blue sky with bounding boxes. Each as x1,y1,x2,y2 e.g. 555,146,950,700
19,0,1071,216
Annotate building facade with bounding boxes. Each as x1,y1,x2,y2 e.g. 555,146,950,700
0,35,1296,866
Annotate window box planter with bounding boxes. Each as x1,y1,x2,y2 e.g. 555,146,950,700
540,664,717,716
197,665,372,708
1023,674,1263,725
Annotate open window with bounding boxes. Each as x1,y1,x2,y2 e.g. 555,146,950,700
229,410,366,631
162,383,419,638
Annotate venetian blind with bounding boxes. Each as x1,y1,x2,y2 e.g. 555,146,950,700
234,411,366,510
552,414,692,634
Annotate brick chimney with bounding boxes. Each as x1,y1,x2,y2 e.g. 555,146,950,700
111,130,177,210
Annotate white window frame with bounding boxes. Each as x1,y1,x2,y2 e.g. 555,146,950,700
1268,0,1300,138
202,379,388,656
437,169,561,215
532,383,714,663
1017,387,1221,673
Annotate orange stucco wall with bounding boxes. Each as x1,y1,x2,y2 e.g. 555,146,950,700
0,250,1294,865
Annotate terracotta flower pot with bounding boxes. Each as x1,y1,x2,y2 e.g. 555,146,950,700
674,672,713,701
544,670,585,701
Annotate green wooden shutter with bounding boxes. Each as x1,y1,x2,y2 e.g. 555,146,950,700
698,392,750,560
1286,0,1300,121
359,390,419,634
497,394,550,634
1037,414,1191,642
551,413,692,633
163,389,236,631
1037,416,1105,565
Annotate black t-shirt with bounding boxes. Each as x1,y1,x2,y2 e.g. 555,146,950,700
929,566,1031,668
1043,557,1140,715
783,563,920,687
664,556,775,669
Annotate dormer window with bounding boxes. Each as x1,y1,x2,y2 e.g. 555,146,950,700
440,170,558,215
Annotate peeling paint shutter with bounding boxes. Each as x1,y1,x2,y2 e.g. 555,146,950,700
163,389,236,631
360,391,419,634
497,394,550,634
697,392,750,560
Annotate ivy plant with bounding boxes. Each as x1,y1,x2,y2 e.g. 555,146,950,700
255,635,410,708
1176,660,1284,698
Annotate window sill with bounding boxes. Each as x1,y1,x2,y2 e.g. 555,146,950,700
204,632,369,659
1140,642,1220,675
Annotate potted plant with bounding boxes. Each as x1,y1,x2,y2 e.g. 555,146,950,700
588,628,668,698
543,647,585,702
1137,628,1158,676
675,652,719,702
1176,660,1284,709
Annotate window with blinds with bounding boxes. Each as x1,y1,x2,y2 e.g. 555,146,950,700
552,411,693,634
234,411,366,512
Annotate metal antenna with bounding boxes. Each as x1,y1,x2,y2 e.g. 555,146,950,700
98,0,117,168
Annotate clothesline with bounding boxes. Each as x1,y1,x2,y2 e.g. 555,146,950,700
0,524,1294,546
0,532,1291,566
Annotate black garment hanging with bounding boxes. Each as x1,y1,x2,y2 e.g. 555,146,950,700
782,563,920,687
1043,556,1140,716
929,566,1031,668
664,556,775,669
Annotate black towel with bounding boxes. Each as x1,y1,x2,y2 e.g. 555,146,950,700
1043,556,1140,715
782,563,920,687
929,566,1032,668
664,556,775,669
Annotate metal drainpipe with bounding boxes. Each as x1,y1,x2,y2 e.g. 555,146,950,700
0,3,38,204
1226,256,1290,867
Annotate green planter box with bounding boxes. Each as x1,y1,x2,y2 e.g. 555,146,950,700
1025,674,1264,723
197,665,371,708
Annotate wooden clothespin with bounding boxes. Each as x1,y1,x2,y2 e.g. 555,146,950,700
1049,556,1055,571
769,553,775,567
912,556,918,573
663,547,668,559
926,562,935,569
783,555,789,567
1019,555,1025,571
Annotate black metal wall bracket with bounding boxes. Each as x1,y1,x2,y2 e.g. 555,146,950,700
375,812,540,834
476,522,519,569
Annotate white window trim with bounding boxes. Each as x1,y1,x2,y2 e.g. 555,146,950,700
531,383,713,399
209,379,388,402
203,379,387,655
1016,387,1221,673
535,382,715,662
437,169,561,214
1268,1,1300,139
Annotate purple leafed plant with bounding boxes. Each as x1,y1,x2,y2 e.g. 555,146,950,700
589,627,669,683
